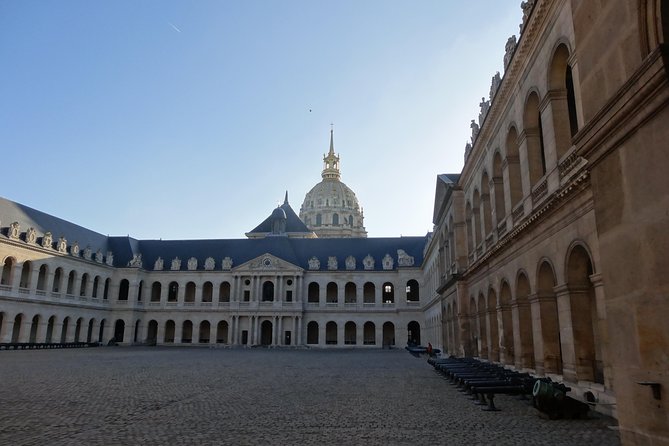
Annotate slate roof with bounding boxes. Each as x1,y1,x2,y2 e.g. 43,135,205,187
0,196,427,271
247,198,312,235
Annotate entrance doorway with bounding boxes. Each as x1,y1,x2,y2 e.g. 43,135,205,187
260,321,273,346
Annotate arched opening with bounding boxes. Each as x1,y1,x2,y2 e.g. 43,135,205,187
87,319,94,343
262,281,274,302
382,322,395,347
325,321,337,345
566,244,602,383
202,282,213,302
344,321,356,345
46,316,56,343
168,282,178,302
60,317,70,343
481,172,493,236
505,126,524,209
549,43,578,156
465,201,474,257
199,321,211,343
66,271,76,295
164,320,175,343
113,319,125,343
344,282,356,304
499,281,514,365
92,276,100,298
487,289,500,361
382,282,394,303
133,320,140,343
477,294,488,358
151,282,161,302
147,320,158,345
260,320,273,346
98,319,105,343
137,280,144,301
472,191,482,249
363,322,376,345
217,321,229,344
118,279,129,300
308,282,319,303
407,321,421,345
182,320,193,343
515,272,534,369
80,273,89,296
19,261,32,289
326,282,338,303
103,278,110,299
307,321,319,344
537,261,562,374
315,214,322,226
29,315,39,342
37,265,48,291
74,317,83,342
332,213,339,225
363,282,375,304
1,257,14,286
219,281,231,302
406,279,419,302
185,282,196,303
12,314,23,342
492,152,507,224
523,91,547,186
348,215,353,226
52,268,63,293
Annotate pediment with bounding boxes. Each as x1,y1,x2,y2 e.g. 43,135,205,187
233,253,303,273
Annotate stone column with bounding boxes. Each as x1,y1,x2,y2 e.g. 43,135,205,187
36,320,48,343
511,300,523,369
231,316,237,345
102,320,113,344
160,281,168,304
0,314,14,343
554,284,577,382
590,273,612,388
338,322,345,346
276,277,282,303
210,322,217,345
156,322,165,345
174,320,183,344
297,316,303,346
319,323,326,347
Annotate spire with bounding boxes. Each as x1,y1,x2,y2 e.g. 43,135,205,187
284,190,289,205
322,125,341,180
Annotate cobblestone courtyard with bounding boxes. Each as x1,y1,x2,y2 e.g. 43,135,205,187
0,347,620,445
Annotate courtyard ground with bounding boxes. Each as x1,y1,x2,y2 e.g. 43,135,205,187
0,347,620,445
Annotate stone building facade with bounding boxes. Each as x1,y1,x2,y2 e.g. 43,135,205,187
422,1,669,444
1,1,668,445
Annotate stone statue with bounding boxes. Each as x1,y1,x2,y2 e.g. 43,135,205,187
221,257,233,270
345,255,356,270
187,257,198,271
204,257,215,271
95,249,103,263
382,253,394,270
489,72,502,101
478,97,491,126
128,254,143,268
397,249,415,267
520,1,535,33
170,257,181,271
105,251,114,266
504,35,517,70
470,120,480,143
464,142,472,162
327,256,338,270
9,222,20,239
154,257,164,271
308,256,320,270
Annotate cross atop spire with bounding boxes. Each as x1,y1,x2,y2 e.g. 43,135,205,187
322,126,341,180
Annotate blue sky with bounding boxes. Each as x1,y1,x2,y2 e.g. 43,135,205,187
1,1,520,240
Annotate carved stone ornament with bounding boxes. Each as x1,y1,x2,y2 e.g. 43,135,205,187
478,97,490,126
221,257,233,270
83,246,92,261
363,254,375,270
128,254,143,268
504,35,517,70
57,237,67,253
154,257,164,271
382,253,394,270
489,72,502,102
105,251,114,266
327,256,338,270
308,256,320,270
464,142,472,162
71,241,80,257
42,232,53,249
26,227,37,244
204,257,215,271
519,0,535,33
170,257,181,271
397,249,415,267
345,255,356,270
187,257,198,271
9,222,20,239
95,249,103,263
470,120,480,143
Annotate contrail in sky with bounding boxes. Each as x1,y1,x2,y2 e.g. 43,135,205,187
168,22,182,33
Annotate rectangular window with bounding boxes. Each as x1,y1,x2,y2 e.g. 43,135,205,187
286,290,293,302
243,290,250,302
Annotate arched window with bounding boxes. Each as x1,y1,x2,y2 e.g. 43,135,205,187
168,281,178,302
523,91,547,186
492,152,507,223
151,281,161,302
66,271,76,295
406,279,419,302
164,320,175,343
262,281,274,302
306,321,319,344
326,282,338,303
80,273,89,296
344,322,356,345
348,215,353,226
185,282,196,303
363,321,376,345
92,276,100,298
182,320,193,343
325,321,337,344
308,282,319,303
505,126,524,209
549,43,579,157
332,213,339,225
481,172,493,236
19,261,32,289
37,265,48,291
315,214,322,226
103,278,110,299
219,281,231,302
52,268,63,293
202,281,213,302
363,282,375,304
118,279,129,300
344,282,356,304
137,280,144,301
382,282,394,303
1,257,14,286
